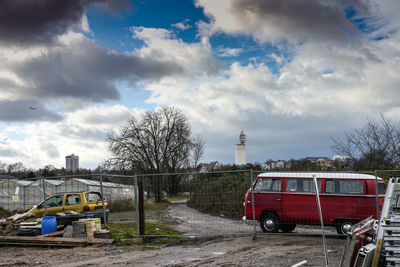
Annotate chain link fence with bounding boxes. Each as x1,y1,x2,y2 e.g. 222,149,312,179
1,170,399,241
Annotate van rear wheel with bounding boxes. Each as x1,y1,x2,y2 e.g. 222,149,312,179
260,213,279,233
280,223,296,233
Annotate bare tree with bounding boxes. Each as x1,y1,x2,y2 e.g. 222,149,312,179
192,137,204,170
106,106,204,201
332,115,400,170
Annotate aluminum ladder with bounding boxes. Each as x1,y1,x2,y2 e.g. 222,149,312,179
372,178,400,266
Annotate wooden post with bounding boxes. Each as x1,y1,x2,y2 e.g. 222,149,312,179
138,178,145,236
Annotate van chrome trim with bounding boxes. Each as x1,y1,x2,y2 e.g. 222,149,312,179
254,191,384,198
256,172,383,180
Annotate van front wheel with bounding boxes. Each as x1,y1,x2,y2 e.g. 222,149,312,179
260,213,279,233
336,220,354,235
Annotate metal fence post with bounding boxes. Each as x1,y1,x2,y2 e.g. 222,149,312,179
134,174,140,237
375,170,379,220
42,176,47,215
138,177,145,236
251,169,257,240
99,167,107,225
313,175,328,266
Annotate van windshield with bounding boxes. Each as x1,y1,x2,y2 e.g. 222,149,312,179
254,178,281,191
378,183,386,195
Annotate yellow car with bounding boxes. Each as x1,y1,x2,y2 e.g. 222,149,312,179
29,191,109,221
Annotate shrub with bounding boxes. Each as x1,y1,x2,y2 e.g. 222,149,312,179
188,172,250,219
108,198,135,212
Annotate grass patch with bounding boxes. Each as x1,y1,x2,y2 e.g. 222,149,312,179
108,221,182,239
107,200,182,244
144,200,169,210
108,199,169,223
167,196,190,202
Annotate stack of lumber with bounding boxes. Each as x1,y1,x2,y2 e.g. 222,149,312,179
0,236,113,247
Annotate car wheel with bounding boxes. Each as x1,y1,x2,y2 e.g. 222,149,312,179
336,220,353,235
260,213,279,233
280,223,296,233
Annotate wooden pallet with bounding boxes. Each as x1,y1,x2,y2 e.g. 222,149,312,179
0,236,114,247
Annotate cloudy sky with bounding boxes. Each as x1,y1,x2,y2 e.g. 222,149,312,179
1,0,400,169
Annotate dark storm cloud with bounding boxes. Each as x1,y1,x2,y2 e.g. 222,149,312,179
228,0,372,42
0,99,62,122
0,0,132,46
5,36,183,103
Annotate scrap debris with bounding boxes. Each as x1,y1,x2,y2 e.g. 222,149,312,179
1,210,113,247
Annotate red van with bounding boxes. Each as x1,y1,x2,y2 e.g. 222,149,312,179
243,172,386,235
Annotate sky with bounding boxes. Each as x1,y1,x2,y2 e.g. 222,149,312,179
1,0,400,169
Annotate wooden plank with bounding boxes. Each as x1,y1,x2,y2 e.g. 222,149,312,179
0,236,113,247
0,241,85,247
37,230,65,237
1,236,113,243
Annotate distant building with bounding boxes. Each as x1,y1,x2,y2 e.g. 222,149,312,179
66,154,79,172
263,160,286,170
235,131,246,165
303,157,333,169
198,161,221,173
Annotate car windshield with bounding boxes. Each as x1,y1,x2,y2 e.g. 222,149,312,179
39,195,63,208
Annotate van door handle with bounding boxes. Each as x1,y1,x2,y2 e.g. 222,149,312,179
276,198,281,201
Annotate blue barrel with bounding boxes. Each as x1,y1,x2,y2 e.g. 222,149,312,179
41,216,57,235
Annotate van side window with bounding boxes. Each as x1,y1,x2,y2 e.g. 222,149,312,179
286,179,321,192
254,178,281,191
325,180,363,194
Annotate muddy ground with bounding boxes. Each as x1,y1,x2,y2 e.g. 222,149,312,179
0,202,347,266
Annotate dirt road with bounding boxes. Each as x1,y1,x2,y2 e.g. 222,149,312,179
0,201,346,266
166,200,337,236
0,234,345,266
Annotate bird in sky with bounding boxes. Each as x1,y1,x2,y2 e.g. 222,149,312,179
29,106,35,110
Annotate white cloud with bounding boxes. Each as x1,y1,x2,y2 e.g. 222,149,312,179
172,20,192,31
217,47,242,57
0,105,143,169
125,15,400,162
80,14,91,33
131,26,223,77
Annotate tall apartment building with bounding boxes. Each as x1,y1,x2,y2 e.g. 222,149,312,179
66,154,79,172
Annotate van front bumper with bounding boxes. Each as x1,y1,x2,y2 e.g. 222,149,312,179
242,216,254,223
